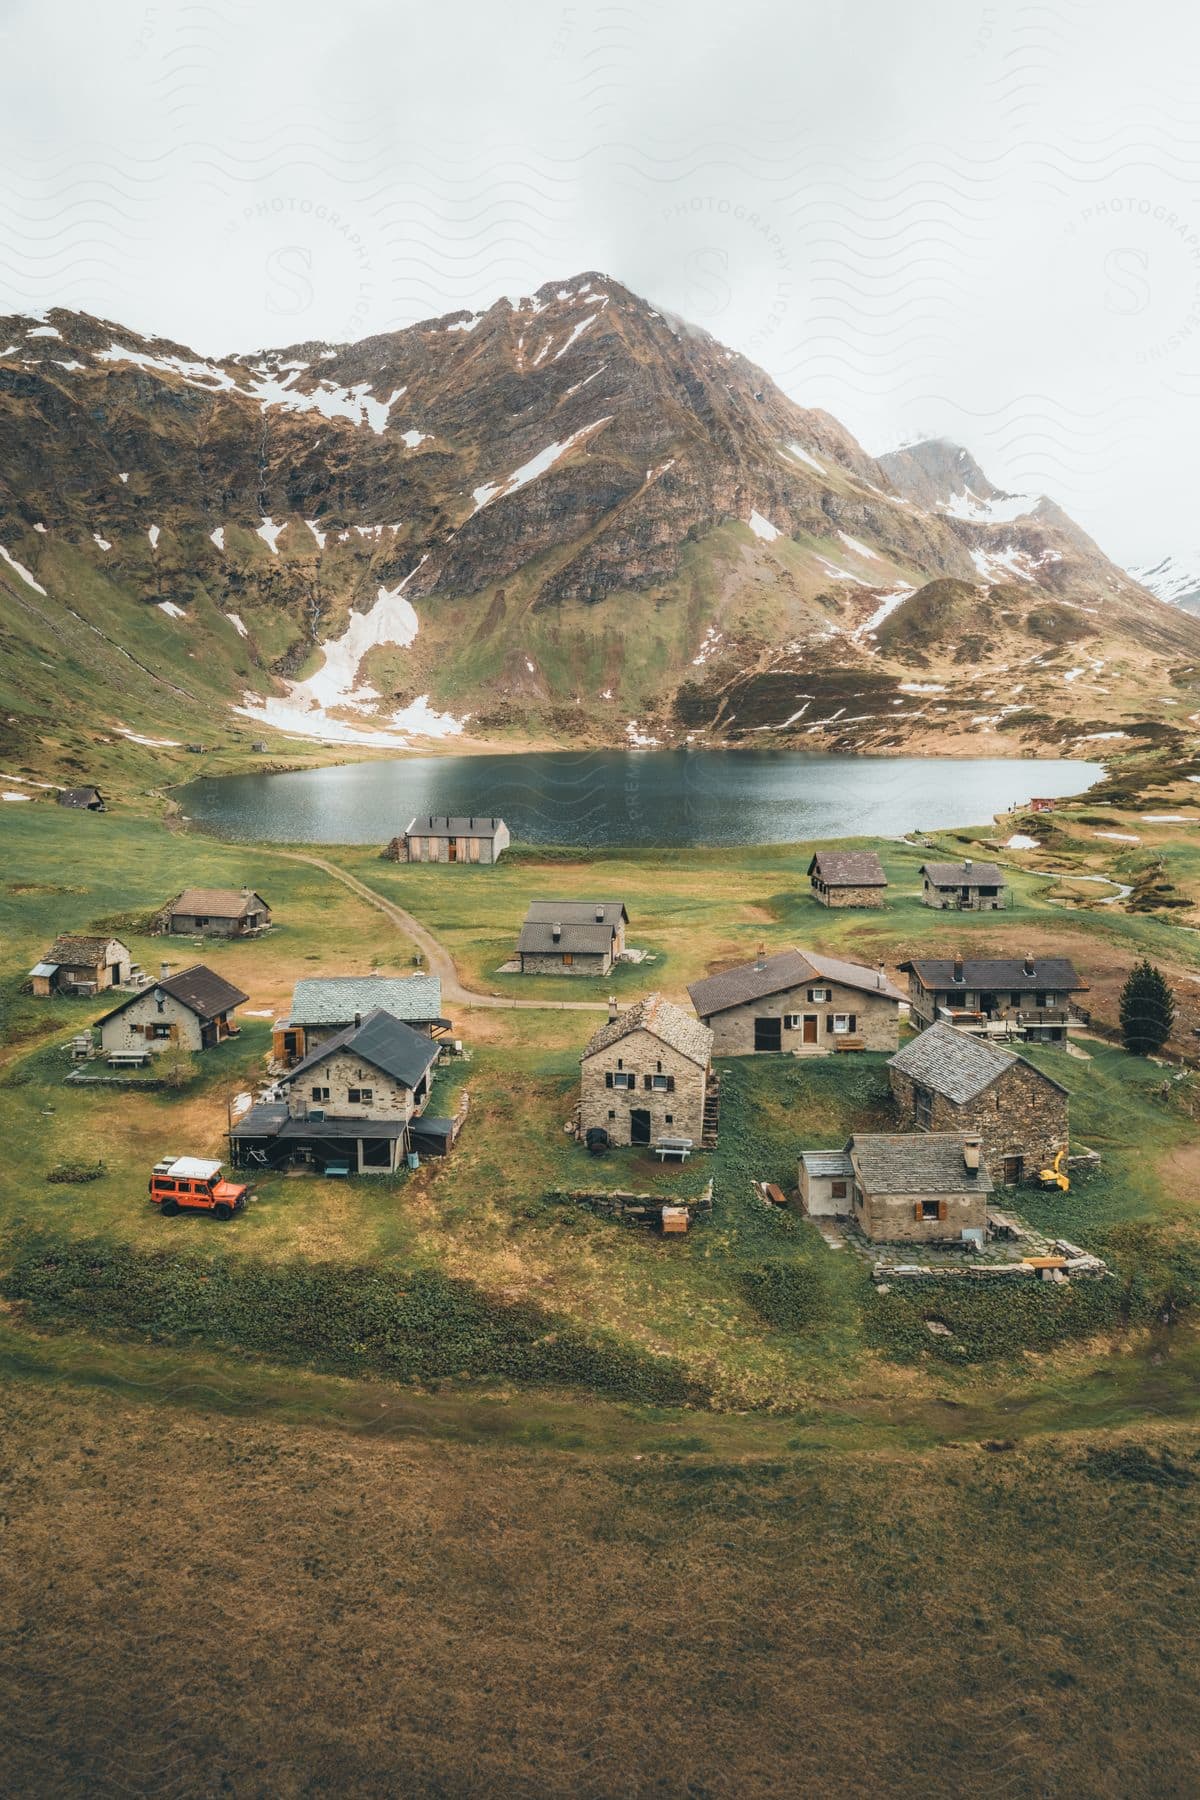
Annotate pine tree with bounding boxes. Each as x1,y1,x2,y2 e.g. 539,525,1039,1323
1119,959,1175,1055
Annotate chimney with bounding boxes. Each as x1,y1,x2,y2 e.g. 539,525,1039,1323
608,995,619,1023
963,1134,982,1172
952,951,964,984
963,857,973,872
241,885,251,896
159,961,171,981
755,941,767,972
552,922,562,942
354,1011,362,1029
1023,952,1035,976
877,961,886,989
595,904,605,923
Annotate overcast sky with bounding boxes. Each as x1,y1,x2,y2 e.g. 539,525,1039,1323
2,0,1198,567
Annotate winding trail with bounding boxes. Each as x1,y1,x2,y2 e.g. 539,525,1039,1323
254,846,610,1014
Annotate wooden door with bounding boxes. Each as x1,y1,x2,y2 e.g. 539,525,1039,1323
630,1109,652,1146
802,1015,818,1044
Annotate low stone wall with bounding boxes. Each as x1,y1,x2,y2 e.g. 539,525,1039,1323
549,1181,713,1221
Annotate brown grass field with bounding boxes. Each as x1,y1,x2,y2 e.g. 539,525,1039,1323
2,1331,1199,1800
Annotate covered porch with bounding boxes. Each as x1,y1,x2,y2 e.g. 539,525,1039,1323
229,1104,409,1175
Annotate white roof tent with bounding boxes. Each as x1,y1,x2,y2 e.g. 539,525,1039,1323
154,1156,223,1180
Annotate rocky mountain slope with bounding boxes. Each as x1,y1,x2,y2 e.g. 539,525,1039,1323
1128,553,1200,618
2,275,1198,780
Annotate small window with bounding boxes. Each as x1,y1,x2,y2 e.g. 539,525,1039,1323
152,1023,172,1039
1035,992,1048,1008
914,1083,933,1128
650,1073,670,1090
784,1013,801,1030
832,1014,852,1034
310,1085,330,1102
919,1199,941,1221
562,952,574,966
830,1179,848,1200
664,1113,673,1124
612,1071,634,1090
808,986,830,1004
348,1088,373,1105
608,1108,616,1119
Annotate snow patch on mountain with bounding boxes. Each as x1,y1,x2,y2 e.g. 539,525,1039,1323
471,417,613,515
0,543,46,593
748,511,780,542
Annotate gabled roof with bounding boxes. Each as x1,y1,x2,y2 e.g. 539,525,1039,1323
47,934,127,964
807,850,887,886
169,887,269,918
97,963,247,1027
849,1132,994,1196
920,860,1006,887
287,973,443,1027
57,785,103,805
582,994,713,1068
405,815,506,836
800,1150,854,1178
518,900,628,955
688,947,904,1017
903,956,1086,994
889,1022,1069,1105
283,1008,439,1091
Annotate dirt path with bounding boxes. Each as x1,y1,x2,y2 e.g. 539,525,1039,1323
254,846,610,1014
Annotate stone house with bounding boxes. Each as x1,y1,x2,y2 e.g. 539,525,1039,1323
29,934,132,998
902,952,1086,1043
230,1008,440,1175
688,947,904,1056
272,973,448,1067
98,964,247,1056
800,1132,993,1243
57,784,105,811
807,850,887,908
517,901,628,976
163,887,272,937
389,815,509,864
919,858,1007,910
580,995,714,1149
888,1022,1069,1185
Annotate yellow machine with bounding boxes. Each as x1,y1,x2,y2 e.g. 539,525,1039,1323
1039,1147,1070,1192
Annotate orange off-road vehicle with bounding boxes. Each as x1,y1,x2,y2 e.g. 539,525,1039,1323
149,1156,250,1220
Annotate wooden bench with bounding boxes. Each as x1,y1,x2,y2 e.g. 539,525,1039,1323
322,1161,351,1178
654,1137,694,1162
764,1183,789,1207
832,1036,866,1053
106,1050,150,1068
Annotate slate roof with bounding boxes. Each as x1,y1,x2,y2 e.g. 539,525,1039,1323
688,947,904,1017
47,934,126,964
920,860,1006,888
170,887,269,919
288,974,443,1027
57,785,103,807
518,900,628,955
800,1150,854,1178
849,1132,994,1196
405,815,505,836
97,963,248,1026
283,1008,439,1091
903,956,1086,994
808,850,887,887
889,1022,1069,1104
582,994,713,1068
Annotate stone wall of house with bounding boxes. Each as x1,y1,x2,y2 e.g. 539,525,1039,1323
401,833,503,864
701,979,900,1056
889,1062,1067,1183
798,1168,853,1215
521,949,612,977
580,1028,707,1146
854,1182,989,1243
921,884,1005,911
101,990,203,1055
286,1049,420,1122
811,883,886,909
168,913,252,939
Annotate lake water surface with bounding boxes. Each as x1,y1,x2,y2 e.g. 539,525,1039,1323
178,750,1102,847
